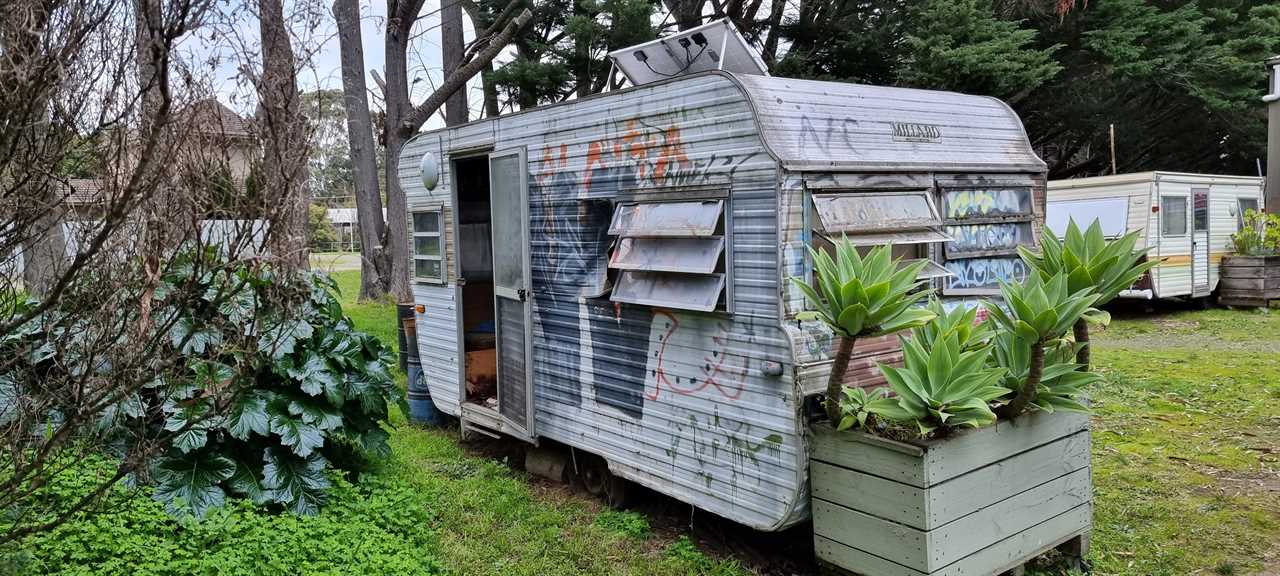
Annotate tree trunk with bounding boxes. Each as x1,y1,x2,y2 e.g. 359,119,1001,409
383,2,415,302
1073,317,1090,371
1001,340,1044,419
333,0,391,300
824,336,856,424
441,0,468,125
481,63,501,118
760,0,786,66
22,187,66,299
257,0,310,272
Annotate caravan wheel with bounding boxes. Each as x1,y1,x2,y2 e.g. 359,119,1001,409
576,454,632,509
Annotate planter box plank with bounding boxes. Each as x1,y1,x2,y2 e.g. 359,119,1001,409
815,504,1092,576
812,430,1089,530
813,411,1088,489
813,467,1091,573
1220,255,1280,307
811,411,1092,576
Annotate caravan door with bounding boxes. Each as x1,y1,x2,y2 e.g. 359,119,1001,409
488,148,535,442
1191,187,1211,296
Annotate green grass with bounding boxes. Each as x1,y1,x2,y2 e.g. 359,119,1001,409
1080,309,1280,576
5,269,743,576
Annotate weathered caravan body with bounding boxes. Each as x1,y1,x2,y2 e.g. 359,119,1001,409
1047,172,1264,300
399,70,1047,531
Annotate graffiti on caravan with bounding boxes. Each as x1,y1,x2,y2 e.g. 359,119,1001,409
945,223,1034,255
944,188,1033,219
945,257,1027,289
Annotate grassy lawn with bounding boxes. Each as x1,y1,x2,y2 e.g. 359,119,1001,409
1083,307,1280,576
7,272,1279,575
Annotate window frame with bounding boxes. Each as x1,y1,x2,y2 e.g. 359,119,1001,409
936,184,1037,296
605,195,731,313
1160,195,1188,238
411,206,446,284
1237,197,1260,232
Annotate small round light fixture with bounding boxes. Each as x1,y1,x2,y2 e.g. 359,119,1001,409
420,151,440,191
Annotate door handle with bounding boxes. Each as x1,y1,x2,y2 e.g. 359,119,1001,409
517,288,527,301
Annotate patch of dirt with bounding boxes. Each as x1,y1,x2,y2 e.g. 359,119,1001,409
1152,319,1200,331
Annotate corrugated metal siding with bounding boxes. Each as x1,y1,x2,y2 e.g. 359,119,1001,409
401,73,805,531
735,75,1045,173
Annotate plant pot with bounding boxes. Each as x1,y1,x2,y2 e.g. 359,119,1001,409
809,410,1092,576
1219,255,1280,308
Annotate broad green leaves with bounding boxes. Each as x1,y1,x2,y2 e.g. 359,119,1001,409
153,451,236,519
263,448,330,516
790,239,935,339
985,273,1101,345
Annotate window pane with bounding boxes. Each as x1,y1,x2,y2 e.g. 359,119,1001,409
413,211,441,233
415,258,442,281
490,153,525,291
902,259,953,280
611,271,725,312
942,188,1034,220
813,192,939,234
609,237,724,274
1238,198,1259,230
1046,197,1128,238
415,235,441,256
944,257,1027,292
1161,197,1187,236
1192,188,1208,232
944,222,1035,257
609,200,723,237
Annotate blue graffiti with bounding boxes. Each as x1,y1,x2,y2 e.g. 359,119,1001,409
945,257,1027,289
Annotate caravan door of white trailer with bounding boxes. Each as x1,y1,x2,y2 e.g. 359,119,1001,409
488,147,535,442
1191,186,1211,296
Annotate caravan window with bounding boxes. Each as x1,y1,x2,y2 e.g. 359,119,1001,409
1161,196,1187,237
1238,197,1259,231
810,191,952,281
411,207,445,284
607,200,727,312
937,186,1036,295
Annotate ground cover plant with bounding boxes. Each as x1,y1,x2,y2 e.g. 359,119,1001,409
2,268,746,576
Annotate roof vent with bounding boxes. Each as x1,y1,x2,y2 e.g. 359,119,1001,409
607,19,768,87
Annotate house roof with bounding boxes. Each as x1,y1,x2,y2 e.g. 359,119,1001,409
62,178,106,206
181,99,253,138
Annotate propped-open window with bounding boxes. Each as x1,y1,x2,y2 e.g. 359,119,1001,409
608,199,727,312
810,191,952,281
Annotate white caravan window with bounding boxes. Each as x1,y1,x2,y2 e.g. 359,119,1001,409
411,207,445,284
1161,196,1187,237
1238,197,1260,231
608,199,727,312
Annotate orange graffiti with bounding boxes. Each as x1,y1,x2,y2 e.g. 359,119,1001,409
647,311,748,402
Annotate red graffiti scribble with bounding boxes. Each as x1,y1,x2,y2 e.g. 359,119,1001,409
647,311,749,401
653,126,690,181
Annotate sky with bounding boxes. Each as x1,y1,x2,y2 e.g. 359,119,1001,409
189,0,484,132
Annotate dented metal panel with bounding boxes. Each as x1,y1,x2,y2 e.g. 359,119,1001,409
612,271,726,311
609,236,724,273
609,200,724,237
735,74,1045,173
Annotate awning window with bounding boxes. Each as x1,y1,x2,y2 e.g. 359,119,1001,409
813,191,943,234
938,186,1037,295
903,259,953,280
608,200,723,237
607,198,728,312
612,271,726,312
610,237,724,274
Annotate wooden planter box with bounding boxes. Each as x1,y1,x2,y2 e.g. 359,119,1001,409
810,411,1092,576
1219,255,1280,308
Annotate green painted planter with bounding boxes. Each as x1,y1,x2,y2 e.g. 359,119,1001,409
810,411,1092,576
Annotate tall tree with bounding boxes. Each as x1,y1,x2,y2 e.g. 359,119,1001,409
257,0,311,271
332,0,390,300
442,0,469,125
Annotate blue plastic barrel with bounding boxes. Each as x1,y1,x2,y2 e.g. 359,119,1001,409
406,357,445,426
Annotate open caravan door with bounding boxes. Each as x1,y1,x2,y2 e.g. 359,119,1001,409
488,148,535,442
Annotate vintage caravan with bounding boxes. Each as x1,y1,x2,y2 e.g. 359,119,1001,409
399,21,1047,532
1046,172,1264,300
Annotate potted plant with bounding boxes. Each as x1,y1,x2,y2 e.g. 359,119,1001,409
1220,209,1280,308
795,233,1144,576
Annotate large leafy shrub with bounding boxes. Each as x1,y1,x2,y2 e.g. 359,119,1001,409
1230,209,1280,256
2,247,401,519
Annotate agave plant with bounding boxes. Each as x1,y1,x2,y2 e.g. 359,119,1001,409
990,332,1100,414
833,386,891,432
1019,219,1157,369
871,328,1009,436
790,238,936,423
984,272,1102,418
912,298,992,352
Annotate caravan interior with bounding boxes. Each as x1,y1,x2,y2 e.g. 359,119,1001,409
453,156,498,410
